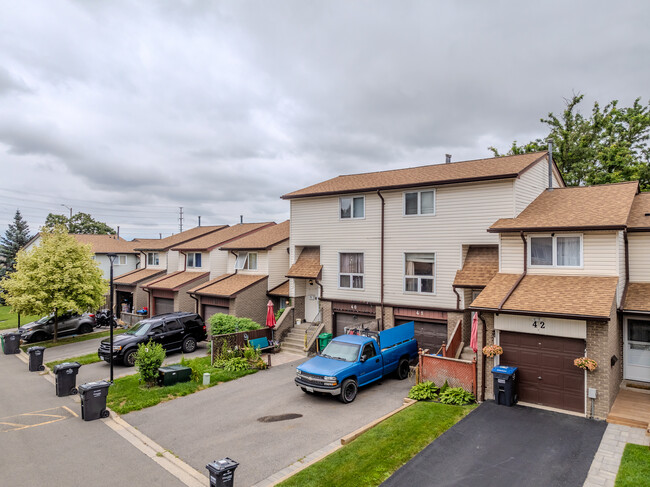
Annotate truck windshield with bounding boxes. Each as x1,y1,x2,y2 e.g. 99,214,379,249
321,341,360,362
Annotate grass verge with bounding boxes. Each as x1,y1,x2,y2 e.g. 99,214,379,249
278,401,476,487
106,355,257,414
615,443,650,486
20,328,128,351
0,306,39,331
46,352,101,370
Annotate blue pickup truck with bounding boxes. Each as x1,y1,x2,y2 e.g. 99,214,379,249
295,321,418,403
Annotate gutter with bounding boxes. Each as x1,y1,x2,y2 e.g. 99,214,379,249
619,229,630,312
498,232,527,310
488,225,626,233
377,189,385,330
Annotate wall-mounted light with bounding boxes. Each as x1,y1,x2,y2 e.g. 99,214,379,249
308,280,314,285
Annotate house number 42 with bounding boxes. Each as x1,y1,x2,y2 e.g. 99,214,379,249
532,319,545,329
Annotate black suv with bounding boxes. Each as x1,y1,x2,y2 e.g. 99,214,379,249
98,312,207,367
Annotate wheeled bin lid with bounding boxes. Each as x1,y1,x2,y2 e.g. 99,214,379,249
53,362,81,374
206,457,239,474
491,365,517,375
159,365,191,373
2,332,21,337
27,346,46,353
78,380,111,393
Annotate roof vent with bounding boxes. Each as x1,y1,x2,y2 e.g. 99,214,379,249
445,154,452,164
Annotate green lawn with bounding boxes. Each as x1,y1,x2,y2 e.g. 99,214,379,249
615,443,650,487
20,328,128,351
106,355,257,414
46,352,101,370
278,401,476,487
0,306,39,330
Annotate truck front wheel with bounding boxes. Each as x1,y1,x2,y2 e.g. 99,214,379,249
339,379,358,404
396,358,410,380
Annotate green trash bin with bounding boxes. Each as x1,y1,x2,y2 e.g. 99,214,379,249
318,333,333,351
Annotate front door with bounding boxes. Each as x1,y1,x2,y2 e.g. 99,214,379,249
304,281,320,322
625,318,650,382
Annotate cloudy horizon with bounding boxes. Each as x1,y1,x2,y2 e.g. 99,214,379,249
2,1,649,240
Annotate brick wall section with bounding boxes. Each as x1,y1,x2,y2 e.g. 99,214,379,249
293,296,305,323
462,289,475,344
175,275,209,313
447,312,463,343
232,277,269,326
379,305,395,329
479,312,496,400
134,286,149,311
321,300,333,334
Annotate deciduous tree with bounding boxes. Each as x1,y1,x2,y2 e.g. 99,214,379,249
44,212,116,235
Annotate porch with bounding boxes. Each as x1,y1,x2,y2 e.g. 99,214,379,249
606,386,650,434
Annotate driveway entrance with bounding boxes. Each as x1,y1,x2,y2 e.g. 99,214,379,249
383,402,606,487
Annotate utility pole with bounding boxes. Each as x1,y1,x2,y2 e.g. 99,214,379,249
61,204,73,231
179,207,184,233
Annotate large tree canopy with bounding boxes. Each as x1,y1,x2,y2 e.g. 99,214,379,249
44,212,116,235
490,95,650,189
0,209,31,277
1,226,107,341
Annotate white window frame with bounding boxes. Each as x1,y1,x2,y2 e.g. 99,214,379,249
403,189,436,216
115,254,127,266
338,252,365,290
187,252,202,269
403,252,436,295
234,252,258,271
527,234,583,268
339,196,365,220
147,252,160,266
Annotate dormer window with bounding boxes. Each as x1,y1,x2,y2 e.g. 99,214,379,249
147,252,160,266
529,235,582,267
340,196,365,219
235,252,258,270
187,252,202,268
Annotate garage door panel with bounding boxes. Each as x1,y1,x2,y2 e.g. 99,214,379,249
203,305,228,321
517,350,541,368
154,298,174,315
396,319,446,353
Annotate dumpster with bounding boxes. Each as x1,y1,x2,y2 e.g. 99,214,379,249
157,365,192,387
318,333,333,351
27,346,46,371
53,362,82,396
492,365,518,407
2,332,21,354
206,458,239,487
78,381,111,421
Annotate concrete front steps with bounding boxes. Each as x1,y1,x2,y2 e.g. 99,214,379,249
280,322,318,356
459,346,476,362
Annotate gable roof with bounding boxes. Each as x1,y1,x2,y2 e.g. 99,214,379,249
134,226,227,251
172,223,275,252
71,234,139,254
627,192,650,231
282,152,554,199
453,246,499,288
268,280,290,297
143,271,209,291
286,247,322,279
189,273,268,297
220,220,290,251
489,181,639,232
114,268,165,286
470,273,618,321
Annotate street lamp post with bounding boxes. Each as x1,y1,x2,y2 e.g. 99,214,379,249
107,253,117,382
60,204,73,231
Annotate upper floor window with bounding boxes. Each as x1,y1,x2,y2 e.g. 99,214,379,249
147,252,160,266
340,196,365,219
187,252,202,268
339,253,364,289
404,190,435,215
404,253,435,294
529,235,582,267
234,252,257,270
115,255,127,265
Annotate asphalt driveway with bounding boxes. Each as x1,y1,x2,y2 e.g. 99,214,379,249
383,401,606,487
126,358,413,487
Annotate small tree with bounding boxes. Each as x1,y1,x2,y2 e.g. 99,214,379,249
44,212,116,235
135,341,166,386
0,209,31,274
1,226,107,341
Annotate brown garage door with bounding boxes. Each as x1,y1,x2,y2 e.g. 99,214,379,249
203,305,229,321
335,313,376,337
500,332,585,413
396,319,447,354
154,298,174,316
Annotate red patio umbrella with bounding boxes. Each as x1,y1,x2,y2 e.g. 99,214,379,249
266,300,276,342
470,312,478,353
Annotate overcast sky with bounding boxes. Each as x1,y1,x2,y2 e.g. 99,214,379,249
1,1,648,240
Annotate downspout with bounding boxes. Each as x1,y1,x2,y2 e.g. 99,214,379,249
498,231,528,310
452,286,461,310
230,250,239,275
377,190,385,330
189,293,200,316
316,280,324,321
618,229,630,312
478,311,487,402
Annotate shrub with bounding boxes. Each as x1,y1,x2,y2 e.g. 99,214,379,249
209,313,262,335
222,357,250,372
275,307,285,321
135,340,166,386
408,381,439,401
439,387,476,405
439,380,450,394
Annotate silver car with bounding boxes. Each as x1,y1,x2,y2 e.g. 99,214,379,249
19,311,96,343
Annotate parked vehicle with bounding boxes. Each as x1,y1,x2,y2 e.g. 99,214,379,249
19,311,96,343
98,312,208,367
295,321,418,403
95,309,118,328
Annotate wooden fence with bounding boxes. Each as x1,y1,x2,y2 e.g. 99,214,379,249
210,328,272,364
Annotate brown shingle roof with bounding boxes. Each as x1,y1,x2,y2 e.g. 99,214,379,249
144,271,209,291
114,268,165,286
282,152,552,199
268,280,290,297
220,221,290,250
453,246,499,288
172,223,274,251
471,273,618,320
134,226,227,251
71,234,139,254
286,247,322,279
622,283,650,313
489,182,639,232
190,273,267,297
627,192,650,231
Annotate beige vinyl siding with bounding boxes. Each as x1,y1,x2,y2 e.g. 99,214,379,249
267,244,290,290
513,157,563,216
208,248,230,280
616,231,626,306
167,250,179,273
500,234,525,273
628,233,650,282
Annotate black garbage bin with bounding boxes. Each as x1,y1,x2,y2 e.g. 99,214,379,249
206,458,239,487
78,380,111,421
53,362,82,396
2,332,21,354
492,365,518,406
27,346,46,371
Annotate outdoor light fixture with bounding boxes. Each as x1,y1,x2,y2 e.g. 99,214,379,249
107,253,117,383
